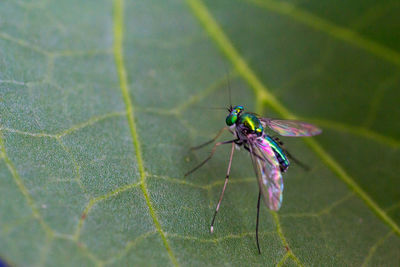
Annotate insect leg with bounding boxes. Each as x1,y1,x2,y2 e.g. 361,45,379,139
256,190,261,254
272,136,310,171
190,127,230,151
185,139,237,177
272,136,284,146
243,145,264,162
210,142,235,233
245,145,268,253
284,149,310,171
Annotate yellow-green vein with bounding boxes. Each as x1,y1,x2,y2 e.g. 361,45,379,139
246,0,400,67
0,32,49,55
166,231,274,243
37,235,54,267
304,138,400,236
150,174,255,190
112,0,179,265
185,0,400,239
0,111,126,139
58,111,127,137
272,212,303,267
0,131,54,236
73,181,142,240
187,0,293,119
303,118,400,148
361,230,393,267
104,231,158,265
276,252,290,267
53,235,104,267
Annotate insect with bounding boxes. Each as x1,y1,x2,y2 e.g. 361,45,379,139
185,104,322,253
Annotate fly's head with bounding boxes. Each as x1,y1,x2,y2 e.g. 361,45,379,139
226,105,244,126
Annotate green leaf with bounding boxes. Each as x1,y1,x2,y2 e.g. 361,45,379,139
1,0,399,266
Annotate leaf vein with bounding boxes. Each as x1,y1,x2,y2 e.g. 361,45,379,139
303,118,400,148
104,231,158,265
37,235,53,267
53,234,104,266
363,74,399,128
0,131,54,237
246,0,400,66
276,252,291,267
166,231,274,243
361,231,394,267
0,32,49,55
0,111,126,139
56,139,89,200
271,212,303,266
112,0,179,266
73,181,142,241
150,174,255,190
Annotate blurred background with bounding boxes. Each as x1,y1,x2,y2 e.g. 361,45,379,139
0,0,399,266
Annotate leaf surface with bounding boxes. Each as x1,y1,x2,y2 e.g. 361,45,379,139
1,0,399,266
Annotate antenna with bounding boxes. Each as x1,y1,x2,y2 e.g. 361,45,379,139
192,106,229,111
223,63,232,110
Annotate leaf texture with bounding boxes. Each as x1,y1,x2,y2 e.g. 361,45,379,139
0,0,399,266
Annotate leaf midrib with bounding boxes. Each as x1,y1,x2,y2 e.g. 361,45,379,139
112,0,178,266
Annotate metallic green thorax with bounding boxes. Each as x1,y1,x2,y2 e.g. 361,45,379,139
237,113,263,136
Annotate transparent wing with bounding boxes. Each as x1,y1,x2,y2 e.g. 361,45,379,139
249,137,283,211
260,118,322,137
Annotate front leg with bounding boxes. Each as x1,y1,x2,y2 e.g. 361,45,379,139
190,126,230,151
185,139,238,177
210,142,235,233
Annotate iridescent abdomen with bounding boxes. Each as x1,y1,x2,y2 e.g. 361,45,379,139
265,135,290,172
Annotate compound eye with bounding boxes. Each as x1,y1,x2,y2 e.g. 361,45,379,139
226,114,237,126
